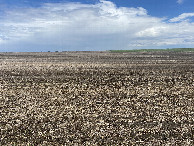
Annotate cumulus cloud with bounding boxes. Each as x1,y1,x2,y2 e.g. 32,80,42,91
177,0,184,4
0,0,194,51
169,13,194,22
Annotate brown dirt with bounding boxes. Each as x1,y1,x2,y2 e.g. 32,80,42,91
0,51,194,145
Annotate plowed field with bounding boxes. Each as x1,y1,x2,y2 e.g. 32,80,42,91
0,51,193,145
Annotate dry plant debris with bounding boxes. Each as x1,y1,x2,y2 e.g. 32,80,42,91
0,51,194,145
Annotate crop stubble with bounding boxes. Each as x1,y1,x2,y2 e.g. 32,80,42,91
0,51,194,145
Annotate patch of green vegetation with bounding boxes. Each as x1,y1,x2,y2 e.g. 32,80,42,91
109,48,194,53
169,48,194,52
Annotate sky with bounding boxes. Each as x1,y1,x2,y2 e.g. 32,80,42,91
0,0,194,52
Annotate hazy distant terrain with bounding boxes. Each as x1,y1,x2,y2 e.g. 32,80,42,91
0,51,193,145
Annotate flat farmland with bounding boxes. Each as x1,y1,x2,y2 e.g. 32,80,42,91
0,51,194,145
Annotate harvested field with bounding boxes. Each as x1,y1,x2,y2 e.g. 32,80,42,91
0,51,194,145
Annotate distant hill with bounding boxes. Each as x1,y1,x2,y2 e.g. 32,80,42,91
109,48,194,53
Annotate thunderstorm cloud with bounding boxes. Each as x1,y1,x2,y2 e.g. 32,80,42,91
0,0,194,51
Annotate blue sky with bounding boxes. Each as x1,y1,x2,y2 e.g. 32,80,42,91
0,0,194,51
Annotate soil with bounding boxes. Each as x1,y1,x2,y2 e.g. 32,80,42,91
0,51,193,145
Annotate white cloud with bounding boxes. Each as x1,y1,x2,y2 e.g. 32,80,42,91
169,13,194,22
0,1,194,51
177,0,184,4
136,26,168,37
